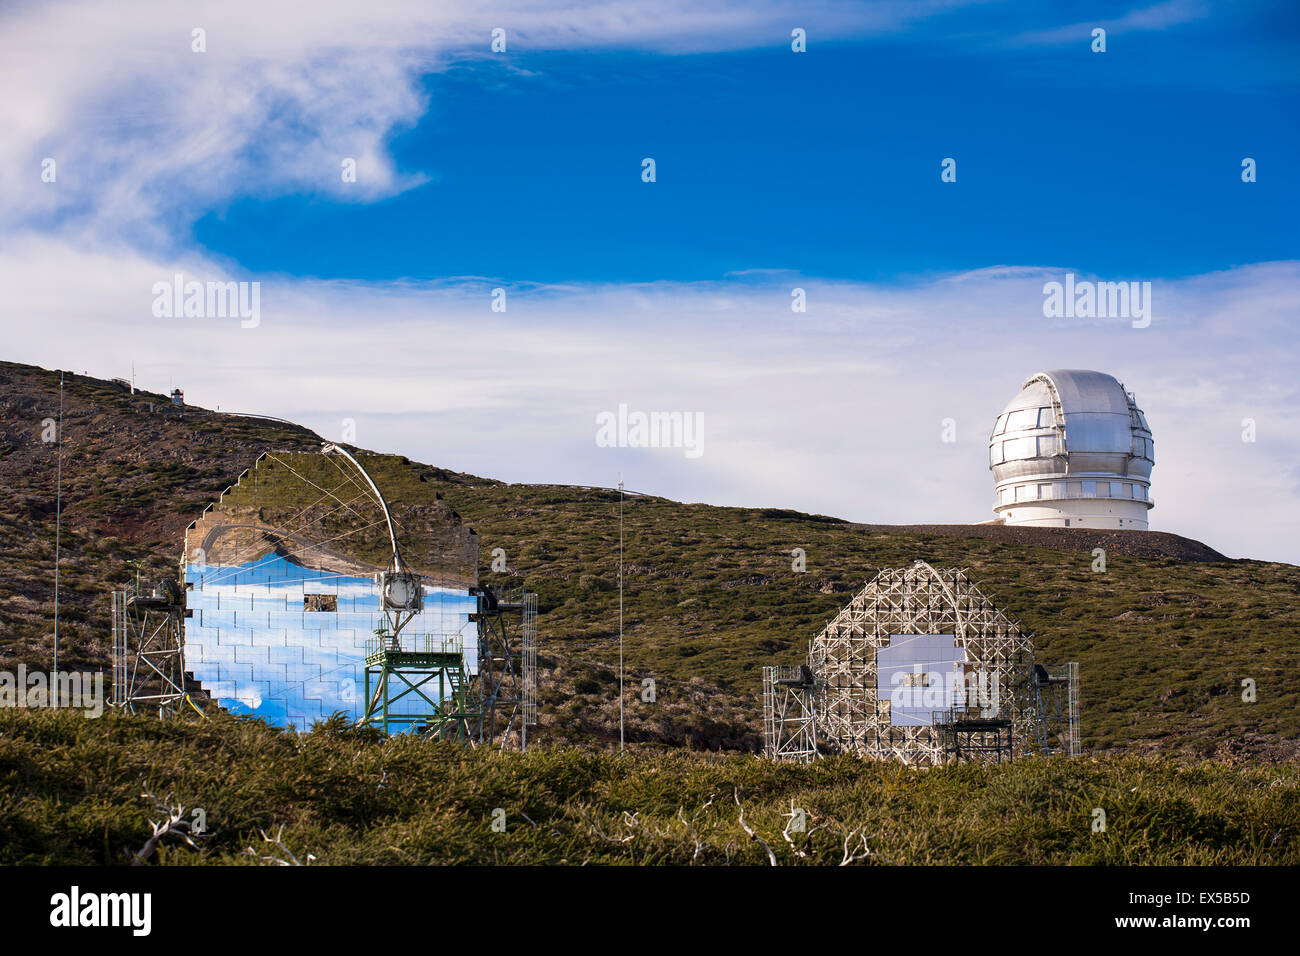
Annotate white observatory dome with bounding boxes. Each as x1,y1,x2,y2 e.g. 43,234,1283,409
989,370,1154,529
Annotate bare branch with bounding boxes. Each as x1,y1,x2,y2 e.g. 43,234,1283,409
677,807,704,864
130,788,200,865
574,806,634,845
781,800,810,859
840,827,875,866
734,788,777,866
244,825,316,866
822,820,888,866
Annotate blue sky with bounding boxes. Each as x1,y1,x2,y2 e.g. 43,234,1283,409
193,13,1299,284
2,0,1299,564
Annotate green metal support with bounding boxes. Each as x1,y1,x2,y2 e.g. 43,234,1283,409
360,633,479,739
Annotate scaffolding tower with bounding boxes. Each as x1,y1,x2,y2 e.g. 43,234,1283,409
470,586,539,749
522,591,538,729
1029,661,1081,756
932,709,1014,763
111,583,196,717
762,665,818,763
360,585,538,749
764,562,1081,766
361,633,476,740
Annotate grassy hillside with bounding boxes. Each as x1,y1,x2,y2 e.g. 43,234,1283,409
2,360,1298,758
2,710,1296,865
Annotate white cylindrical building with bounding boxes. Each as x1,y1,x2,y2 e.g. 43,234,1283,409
989,370,1154,529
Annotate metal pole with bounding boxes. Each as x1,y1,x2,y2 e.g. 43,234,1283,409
53,370,64,706
618,474,624,753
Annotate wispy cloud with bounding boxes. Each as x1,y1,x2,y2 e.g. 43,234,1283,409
1004,0,1211,48
2,0,1295,566
0,0,985,246
3,235,1296,564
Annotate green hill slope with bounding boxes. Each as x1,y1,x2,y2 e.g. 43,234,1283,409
1,360,1297,758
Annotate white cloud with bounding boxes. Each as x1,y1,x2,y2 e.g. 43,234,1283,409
2,0,1295,567
1005,0,1211,48
0,0,981,243
2,236,1297,564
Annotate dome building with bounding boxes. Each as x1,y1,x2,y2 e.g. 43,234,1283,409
989,370,1154,529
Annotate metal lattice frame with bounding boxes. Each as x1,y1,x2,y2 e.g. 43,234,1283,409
1030,661,1081,756
932,709,1014,763
111,589,192,717
361,633,476,739
359,586,540,751
522,592,538,730
807,561,1035,766
470,586,538,750
762,666,818,763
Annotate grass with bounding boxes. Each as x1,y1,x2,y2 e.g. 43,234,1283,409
1,710,1296,865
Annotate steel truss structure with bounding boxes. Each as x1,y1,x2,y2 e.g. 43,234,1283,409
361,633,475,739
111,586,198,717
522,592,538,728
316,446,541,747
469,586,538,749
932,709,1014,763
363,585,538,749
766,561,1077,766
1029,661,1081,756
762,665,817,762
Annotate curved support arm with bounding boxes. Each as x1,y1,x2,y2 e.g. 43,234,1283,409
321,443,403,573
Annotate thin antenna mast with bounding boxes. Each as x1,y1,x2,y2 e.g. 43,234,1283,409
618,473,624,753
53,370,64,706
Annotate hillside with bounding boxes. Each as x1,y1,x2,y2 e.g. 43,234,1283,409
1,359,1298,758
